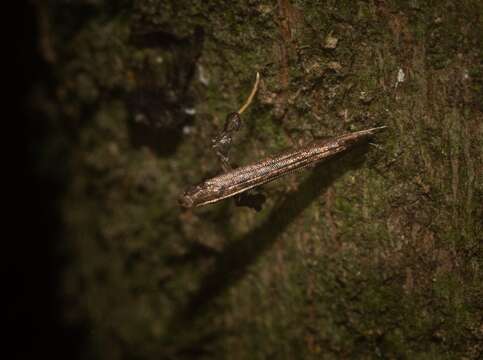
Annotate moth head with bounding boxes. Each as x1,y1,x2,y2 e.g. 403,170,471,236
178,193,195,208
178,182,216,208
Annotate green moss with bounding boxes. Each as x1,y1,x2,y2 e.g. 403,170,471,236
42,0,483,358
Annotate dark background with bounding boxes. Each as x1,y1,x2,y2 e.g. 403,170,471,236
10,3,83,358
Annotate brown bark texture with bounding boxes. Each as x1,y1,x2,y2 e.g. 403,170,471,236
36,0,482,359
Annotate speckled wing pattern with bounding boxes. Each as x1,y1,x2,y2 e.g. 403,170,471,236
180,127,385,208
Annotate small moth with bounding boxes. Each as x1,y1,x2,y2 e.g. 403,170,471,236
179,73,385,208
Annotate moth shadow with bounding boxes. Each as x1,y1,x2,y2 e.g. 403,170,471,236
169,142,372,333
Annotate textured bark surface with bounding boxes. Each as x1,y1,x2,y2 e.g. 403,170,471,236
37,1,482,359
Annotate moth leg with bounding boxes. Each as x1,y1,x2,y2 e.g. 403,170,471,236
235,190,266,212
212,112,266,211
211,112,241,172
211,72,266,211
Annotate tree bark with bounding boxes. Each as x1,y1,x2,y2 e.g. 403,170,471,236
40,0,482,359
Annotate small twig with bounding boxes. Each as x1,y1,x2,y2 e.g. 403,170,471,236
237,72,260,115
212,72,261,172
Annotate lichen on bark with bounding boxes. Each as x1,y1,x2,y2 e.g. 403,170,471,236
39,0,482,358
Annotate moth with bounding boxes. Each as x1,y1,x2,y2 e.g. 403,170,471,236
179,73,385,209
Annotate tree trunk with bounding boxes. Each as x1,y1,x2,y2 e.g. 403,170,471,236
38,0,482,359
